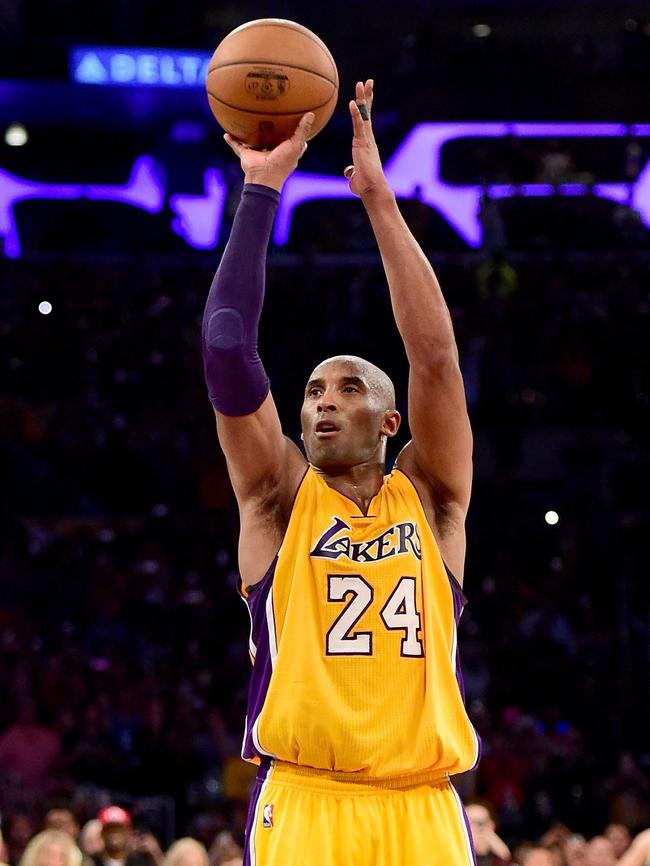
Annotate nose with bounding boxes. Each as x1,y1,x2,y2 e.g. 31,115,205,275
316,391,337,412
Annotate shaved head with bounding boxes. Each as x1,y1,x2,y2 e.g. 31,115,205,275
301,355,400,472
310,356,395,412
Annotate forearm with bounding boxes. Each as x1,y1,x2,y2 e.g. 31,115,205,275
363,189,458,366
202,183,279,415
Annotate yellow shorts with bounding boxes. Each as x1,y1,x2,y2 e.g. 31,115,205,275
244,761,476,866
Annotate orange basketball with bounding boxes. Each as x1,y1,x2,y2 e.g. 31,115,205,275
206,19,339,149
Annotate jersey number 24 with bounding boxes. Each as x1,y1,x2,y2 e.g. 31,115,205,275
326,574,424,658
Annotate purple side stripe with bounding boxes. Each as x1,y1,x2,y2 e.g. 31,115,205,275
243,761,272,866
445,565,483,769
241,557,277,761
446,565,468,700
459,793,479,866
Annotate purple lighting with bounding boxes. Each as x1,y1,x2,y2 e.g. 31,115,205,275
0,170,83,258
2,122,650,257
170,169,227,249
86,156,164,212
0,156,164,258
275,122,650,248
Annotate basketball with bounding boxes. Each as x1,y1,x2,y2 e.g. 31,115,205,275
206,19,339,149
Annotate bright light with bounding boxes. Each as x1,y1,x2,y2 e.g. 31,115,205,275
545,510,559,525
5,123,28,147
472,24,492,38
38,301,52,315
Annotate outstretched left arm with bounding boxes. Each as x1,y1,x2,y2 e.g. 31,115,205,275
346,81,472,573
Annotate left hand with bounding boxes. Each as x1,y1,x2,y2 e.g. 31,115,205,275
343,80,391,200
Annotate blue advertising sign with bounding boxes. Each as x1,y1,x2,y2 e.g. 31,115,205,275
70,46,212,87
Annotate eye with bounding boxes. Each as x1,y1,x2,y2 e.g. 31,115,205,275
342,385,358,393
308,387,323,397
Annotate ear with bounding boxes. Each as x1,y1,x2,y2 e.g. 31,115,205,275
381,409,401,438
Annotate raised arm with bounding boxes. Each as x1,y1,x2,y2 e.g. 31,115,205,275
344,81,472,577
202,117,313,579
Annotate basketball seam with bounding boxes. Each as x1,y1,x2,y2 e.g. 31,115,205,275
215,21,338,84
207,91,337,116
207,60,338,89
226,20,338,82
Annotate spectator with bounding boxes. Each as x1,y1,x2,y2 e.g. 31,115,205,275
162,839,207,866
131,834,163,866
91,809,146,866
518,848,558,866
4,815,37,866
564,835,588,866
0,826,8,866
18,831,81,866
0,700,62,791
604,824,631,859
78,824,102,859
617,829,650,866
206,833,242,866
466,801,512,865
585,836,616,866
43,809,79,841
601,753,650,828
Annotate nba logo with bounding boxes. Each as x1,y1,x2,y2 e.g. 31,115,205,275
262,804,274,828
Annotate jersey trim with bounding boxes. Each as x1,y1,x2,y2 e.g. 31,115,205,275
238,464,310,598
391,466,466,592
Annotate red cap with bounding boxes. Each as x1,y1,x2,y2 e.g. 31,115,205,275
97,806,132,826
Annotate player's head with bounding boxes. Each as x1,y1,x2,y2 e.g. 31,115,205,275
300,355,400,471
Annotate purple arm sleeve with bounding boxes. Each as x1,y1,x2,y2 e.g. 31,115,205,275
202,183,280,416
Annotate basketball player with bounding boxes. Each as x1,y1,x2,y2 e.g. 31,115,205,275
202,80,480,865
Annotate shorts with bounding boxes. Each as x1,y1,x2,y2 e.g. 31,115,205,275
243,761,477,865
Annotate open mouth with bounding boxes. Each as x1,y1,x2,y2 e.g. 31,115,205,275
315,420,341,437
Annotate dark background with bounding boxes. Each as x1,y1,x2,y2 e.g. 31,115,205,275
1,0,649,856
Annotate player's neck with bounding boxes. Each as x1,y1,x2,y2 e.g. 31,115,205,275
315,461,385,515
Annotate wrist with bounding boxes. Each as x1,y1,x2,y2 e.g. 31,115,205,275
243,170,286,193
361,181,397,210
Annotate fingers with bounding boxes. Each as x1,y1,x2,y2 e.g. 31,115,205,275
293,111,315,144
349,99,364,135
343,165,355,180
354,79,373,117
364,79,374,107
223,133,246,157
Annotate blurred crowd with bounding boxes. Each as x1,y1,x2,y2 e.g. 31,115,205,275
2,243,648,850
0,802,243,866
0,0,649,861
2,13,650,843
2,795,650,866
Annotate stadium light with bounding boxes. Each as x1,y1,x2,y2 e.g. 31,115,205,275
5,123,28,147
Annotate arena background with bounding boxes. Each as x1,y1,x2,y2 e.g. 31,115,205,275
1,0,649,862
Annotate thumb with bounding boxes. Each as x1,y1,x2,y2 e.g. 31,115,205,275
294,112,315,143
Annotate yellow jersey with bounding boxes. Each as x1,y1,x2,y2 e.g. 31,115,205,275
240,466,480,780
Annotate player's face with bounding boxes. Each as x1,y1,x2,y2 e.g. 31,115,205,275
300,362,395,470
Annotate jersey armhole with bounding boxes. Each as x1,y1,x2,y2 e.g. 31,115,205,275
392,466,468,603
237,464,311,598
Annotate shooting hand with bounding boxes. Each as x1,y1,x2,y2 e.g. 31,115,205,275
224,112,314,192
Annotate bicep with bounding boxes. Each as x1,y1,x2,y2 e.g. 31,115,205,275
405,357,473,513
215,391,306,502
